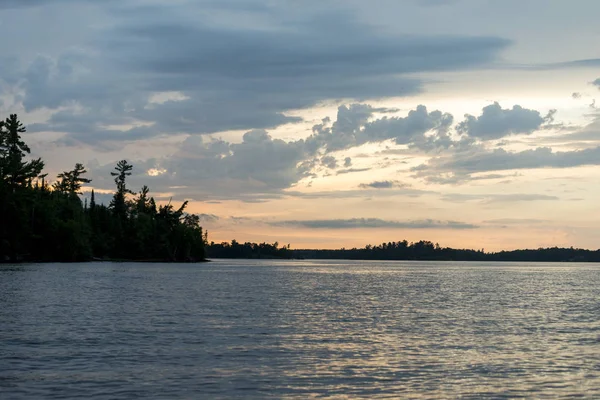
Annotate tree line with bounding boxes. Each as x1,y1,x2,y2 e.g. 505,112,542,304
291,240,600,262
0,114,205,262
205,240,291,259
206,239,600,262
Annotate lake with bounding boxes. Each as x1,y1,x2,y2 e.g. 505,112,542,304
2,260,600,399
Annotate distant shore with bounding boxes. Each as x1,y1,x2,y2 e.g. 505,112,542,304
206,240,600,263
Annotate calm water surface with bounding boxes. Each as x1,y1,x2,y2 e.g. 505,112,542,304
2,260,600,399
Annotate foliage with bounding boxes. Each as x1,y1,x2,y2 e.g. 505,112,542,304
0,114,44,188
54,163,92,195
206,240,291,259
0,115,205,263
291,241,600,262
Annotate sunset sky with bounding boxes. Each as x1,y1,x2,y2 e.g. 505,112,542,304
2,0,600,250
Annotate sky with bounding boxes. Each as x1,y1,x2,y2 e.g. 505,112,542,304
1,0,600,250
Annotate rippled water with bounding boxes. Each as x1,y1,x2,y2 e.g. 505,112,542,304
2,260,600,398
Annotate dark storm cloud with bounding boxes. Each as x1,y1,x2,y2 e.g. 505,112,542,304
457,102,551,140
272,218,478,229
5,0,509,145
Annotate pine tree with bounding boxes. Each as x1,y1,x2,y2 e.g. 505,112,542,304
109,160,133,220
54,163,92,195
90,189,96,210
0,114,44,187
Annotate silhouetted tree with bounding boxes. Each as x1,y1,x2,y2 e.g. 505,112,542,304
90,189,96,210
54,163,91,195
110,159,133,220
0,114,44,187
0,115,206,263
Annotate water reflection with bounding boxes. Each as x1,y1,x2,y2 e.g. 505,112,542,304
1,260,600,398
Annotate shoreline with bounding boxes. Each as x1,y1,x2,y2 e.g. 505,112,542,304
4,257,600,264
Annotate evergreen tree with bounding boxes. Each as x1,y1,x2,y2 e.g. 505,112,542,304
0,115,44,259
0,114,207,262
0,114,44,187
90,189,96,210
109,160,133,220
54,163,92,195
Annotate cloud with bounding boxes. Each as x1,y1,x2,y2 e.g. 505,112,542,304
336,167,372,175
0,0,63,8
457,102,550,140
4,1,509,147
365,106,455,148
446,146,600,173
306,104,456,153
593,78,600,89
198,213,220,223
272,218,478,229
359,180,394,189
79,100,469,201
321,156,337,169
572,92,582,99
358,180,408,189
483,218,550,225
48,101,600,201
86,129,310,201
414,0,461,6
539,58,600,70
418,172,518,185
1,0,115,8
538,117,600,143
285,186,432,199
441,193,559,203
412,132,600,183
158,130,308,199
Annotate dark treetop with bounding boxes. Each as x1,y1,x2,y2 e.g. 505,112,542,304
0,115,205,263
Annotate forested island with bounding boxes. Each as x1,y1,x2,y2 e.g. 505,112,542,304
207,240,600,262
0,114,205,262
290,241,600,262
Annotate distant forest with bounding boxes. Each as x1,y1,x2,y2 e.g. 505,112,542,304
0,115,205,262
207,240,600,262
